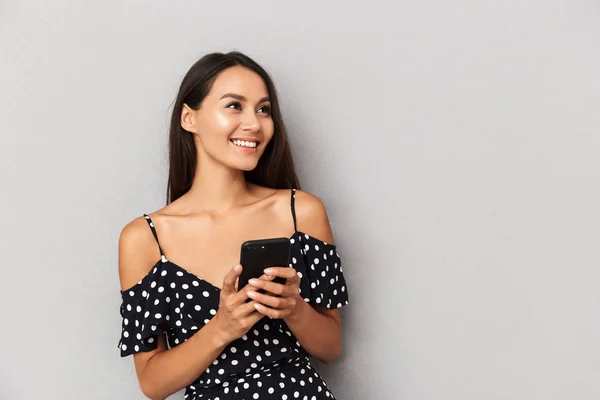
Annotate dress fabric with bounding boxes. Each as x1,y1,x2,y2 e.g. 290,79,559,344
117,189,349,399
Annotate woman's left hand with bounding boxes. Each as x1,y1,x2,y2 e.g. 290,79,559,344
247,267,303,320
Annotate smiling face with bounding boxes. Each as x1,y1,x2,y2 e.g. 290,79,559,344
181,65,275,172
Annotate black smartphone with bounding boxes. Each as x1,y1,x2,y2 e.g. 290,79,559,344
238,237,291,292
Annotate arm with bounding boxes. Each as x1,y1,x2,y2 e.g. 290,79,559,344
248,191,344,364
118,218,267,399
284,191,343,363
118,219,232,399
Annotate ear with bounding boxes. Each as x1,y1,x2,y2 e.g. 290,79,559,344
180,103,197,134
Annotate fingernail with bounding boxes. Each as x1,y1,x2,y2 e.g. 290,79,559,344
247,291,256,298
254,303,262,311
249,279,258,286
264,268,273,274
234,264,242,272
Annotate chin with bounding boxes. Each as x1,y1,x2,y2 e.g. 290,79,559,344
227,159,260,172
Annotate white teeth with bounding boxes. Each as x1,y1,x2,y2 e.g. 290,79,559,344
232,140,257,148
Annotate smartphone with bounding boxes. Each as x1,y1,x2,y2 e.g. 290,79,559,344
238,237,291,292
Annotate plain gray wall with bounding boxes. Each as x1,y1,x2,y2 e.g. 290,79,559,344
1,0,599,399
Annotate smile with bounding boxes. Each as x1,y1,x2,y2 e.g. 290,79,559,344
230,139,259,148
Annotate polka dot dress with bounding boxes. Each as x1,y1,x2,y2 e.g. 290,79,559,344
118,189,349,399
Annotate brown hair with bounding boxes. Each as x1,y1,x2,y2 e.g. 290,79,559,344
166,51,300,204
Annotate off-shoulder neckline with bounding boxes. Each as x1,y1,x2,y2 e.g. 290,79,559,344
119,230,336,294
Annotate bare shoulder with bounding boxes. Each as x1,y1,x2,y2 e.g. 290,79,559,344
293,189,334,245
118,215,162,291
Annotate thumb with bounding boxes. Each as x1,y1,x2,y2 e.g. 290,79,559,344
222,264,242,294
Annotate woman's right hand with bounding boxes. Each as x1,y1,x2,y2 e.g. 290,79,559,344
211,264,268,344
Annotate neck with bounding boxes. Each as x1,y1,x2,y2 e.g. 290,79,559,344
184,156,251,213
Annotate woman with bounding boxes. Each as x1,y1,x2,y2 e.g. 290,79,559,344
117,51,349,400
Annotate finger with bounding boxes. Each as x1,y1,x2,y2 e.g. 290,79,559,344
248,278,292,297
222,264,243,295
235,299,262,317
263,267,298,280
253,303,288,319
232,273,272,304
247,290,295,309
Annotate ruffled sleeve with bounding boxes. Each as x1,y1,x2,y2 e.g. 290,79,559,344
117,266,171,357
294,233,349,309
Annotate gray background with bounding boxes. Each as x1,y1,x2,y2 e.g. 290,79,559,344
1,0,599,399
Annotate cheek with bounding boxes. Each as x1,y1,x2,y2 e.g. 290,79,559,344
261,119,275,140
208,111,238,135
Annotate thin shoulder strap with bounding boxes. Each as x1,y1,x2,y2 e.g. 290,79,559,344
290,189,298,233
143,214,165,257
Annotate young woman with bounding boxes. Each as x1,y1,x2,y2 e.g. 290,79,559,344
117,51,349,400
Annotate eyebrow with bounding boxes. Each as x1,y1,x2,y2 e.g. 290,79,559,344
220,93,270,103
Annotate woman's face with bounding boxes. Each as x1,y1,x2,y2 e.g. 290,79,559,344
182,65,275,172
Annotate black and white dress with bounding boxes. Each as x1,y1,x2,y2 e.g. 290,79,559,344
118,189,350,399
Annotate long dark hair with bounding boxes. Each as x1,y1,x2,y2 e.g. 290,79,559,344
166,51,300,204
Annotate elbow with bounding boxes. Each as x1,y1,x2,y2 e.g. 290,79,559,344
139,380,166,400
319,343,342,365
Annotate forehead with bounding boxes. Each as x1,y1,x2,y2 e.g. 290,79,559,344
208,66,269,101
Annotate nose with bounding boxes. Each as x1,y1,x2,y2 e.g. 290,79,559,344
241,110,260,132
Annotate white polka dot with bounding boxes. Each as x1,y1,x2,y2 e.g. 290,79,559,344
121,344,127,351
203,291,210,297
210,309,216,315
186,294,193,299
161,270,167,276
158,286,164,293
154,313,162,319
218,369,224,375
182,284,189,289
150,281,157,288
170,283,176,289
193,281,199,286
123,331,129,338
195,305,201,311
176,271,184,277
253,394,259,399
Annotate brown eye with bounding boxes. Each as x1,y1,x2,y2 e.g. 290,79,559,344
258,105,271,114
226,102,242,110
